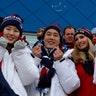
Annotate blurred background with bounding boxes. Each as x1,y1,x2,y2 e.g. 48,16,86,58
0,0,96,46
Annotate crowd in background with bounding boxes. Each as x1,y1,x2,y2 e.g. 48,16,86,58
0,14,96,96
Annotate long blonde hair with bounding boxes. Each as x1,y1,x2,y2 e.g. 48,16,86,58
73,38,94,64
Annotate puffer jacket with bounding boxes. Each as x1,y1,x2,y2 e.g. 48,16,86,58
26,48,80,96
0,46,39,96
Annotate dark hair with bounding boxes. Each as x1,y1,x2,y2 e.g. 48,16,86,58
0,17,3,24
63,26,76,35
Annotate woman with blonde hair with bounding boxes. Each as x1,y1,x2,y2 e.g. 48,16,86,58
69,28,96,96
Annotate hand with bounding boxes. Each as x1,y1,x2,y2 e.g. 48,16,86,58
14,40,26,50
32,43,42,58
53,47,63,61
0,37,8,48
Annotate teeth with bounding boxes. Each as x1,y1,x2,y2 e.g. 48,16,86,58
48,41,54,44
79,43,83,47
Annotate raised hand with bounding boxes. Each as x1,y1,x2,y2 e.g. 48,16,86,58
53,46,63,61
0,37,8,48
32,43,42,58
14,40,26,50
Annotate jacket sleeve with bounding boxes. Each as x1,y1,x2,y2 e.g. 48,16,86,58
11,46,39,86
33,56,41,66
93,57,96,84
54,58,80,94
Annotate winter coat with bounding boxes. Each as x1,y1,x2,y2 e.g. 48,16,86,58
68,61,96,96
0,46,39,96
26,48,80,96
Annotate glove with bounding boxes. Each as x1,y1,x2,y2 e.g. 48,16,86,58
0,37,8,48
14,40,26,50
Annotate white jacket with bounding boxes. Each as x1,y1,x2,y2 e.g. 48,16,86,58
0,46,39,96
26,55,80,96
93,57,96,84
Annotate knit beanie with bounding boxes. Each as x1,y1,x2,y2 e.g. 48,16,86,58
42,23,63,46
74,28,93,40
0,14,23,36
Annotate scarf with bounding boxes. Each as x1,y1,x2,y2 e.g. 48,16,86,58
37,46,56,90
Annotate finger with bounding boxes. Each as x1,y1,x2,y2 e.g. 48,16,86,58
54,46,59,50
55,48,62,54
37,43,42,47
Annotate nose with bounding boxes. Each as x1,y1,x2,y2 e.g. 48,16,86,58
9,30,14,34
50,34,54,38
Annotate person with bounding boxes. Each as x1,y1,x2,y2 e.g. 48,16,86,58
33,28,44,47
26,24,80,96
0,16,3,31
37,28,44,41
0,14,39,96
91,27,96,45
68,28,96,96
0,16,3,24
63,26,76,52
